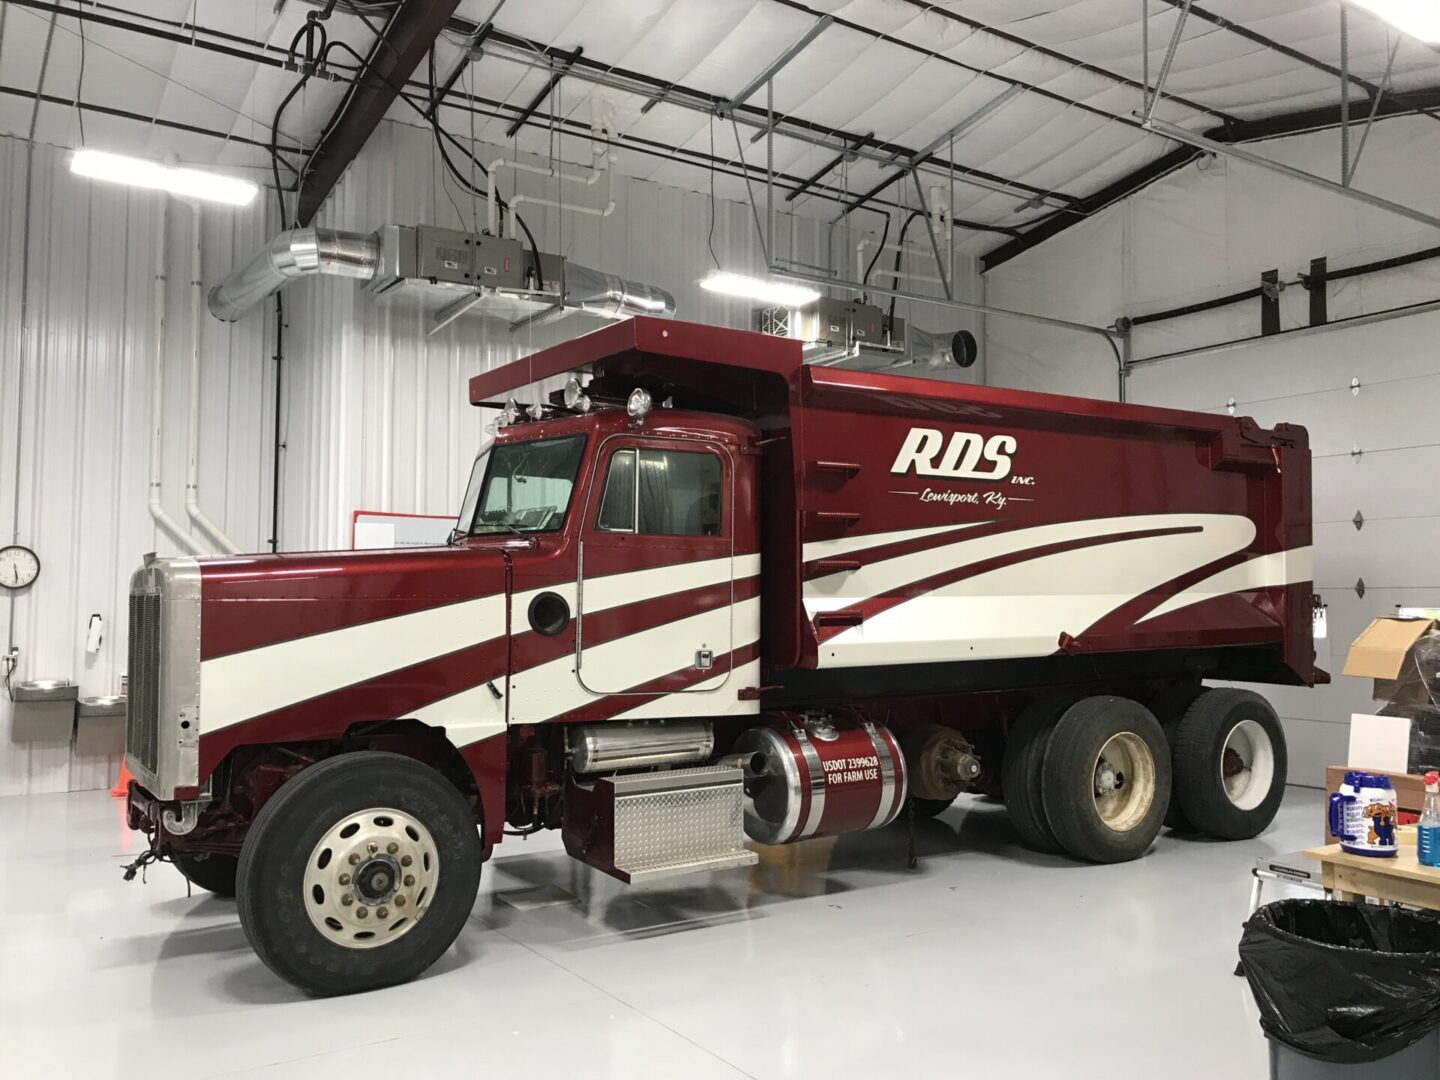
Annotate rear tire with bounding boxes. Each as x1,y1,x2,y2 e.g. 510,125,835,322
1150,683,1205,833
1172,689,1287,841
237,752,483,996
171,851,238,897
1041,697,1171,864
1001,696,1073,854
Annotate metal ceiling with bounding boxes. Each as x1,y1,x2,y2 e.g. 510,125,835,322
0,0,1437,266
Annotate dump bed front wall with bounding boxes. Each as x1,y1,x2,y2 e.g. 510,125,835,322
792,370,1313,681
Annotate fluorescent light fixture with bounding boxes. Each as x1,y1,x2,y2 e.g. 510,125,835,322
699,271,820,307
1349,0,1440,43
70,149,259,206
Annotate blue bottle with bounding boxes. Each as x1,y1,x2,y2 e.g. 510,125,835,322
1420,771,1440,869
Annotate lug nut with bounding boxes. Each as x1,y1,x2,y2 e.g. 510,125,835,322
338,873,351,886
341,894,354,906
387,842,398,855
377,907,389,919
394,895,406,908
348,853,361,865
367,841,378,854
403,874,415,887
356,907,369,919
400,854,412,867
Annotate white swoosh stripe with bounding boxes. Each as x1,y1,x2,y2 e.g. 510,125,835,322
801,524,983,563
510,598,762,724
1139,546,1314,624
512,554,761,618
412,683,507,747
805,514,1256,615
200,593,506,732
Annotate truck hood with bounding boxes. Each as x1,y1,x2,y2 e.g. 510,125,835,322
194,545,511,664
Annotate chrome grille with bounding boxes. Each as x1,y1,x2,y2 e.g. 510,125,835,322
126,589,162,775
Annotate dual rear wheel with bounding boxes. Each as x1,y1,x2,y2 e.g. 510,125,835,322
1002,689,1286,863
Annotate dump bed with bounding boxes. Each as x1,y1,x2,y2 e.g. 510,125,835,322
470,317,1314,690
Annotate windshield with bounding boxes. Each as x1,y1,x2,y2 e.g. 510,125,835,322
465,434,586,535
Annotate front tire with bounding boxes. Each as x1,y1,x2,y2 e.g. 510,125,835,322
171,851,238,897
1041,697,1171,864
1172,689,1286,841
237,752,483,996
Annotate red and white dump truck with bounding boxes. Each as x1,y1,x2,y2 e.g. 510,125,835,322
124,316,1316,995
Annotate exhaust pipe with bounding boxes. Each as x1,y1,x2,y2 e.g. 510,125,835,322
207,227,381,321
571,720,714,774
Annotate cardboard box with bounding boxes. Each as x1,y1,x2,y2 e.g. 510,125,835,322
1343,616,1440,704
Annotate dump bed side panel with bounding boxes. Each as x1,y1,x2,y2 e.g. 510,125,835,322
791,368,1313,685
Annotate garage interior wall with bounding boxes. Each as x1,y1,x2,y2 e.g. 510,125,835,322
0,120,983,797
984,112,1440,788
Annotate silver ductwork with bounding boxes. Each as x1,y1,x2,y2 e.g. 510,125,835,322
207,223,676,328
562,262,675,320
207,227,379,321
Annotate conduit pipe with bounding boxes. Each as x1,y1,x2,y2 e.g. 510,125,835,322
856,237,945,286
489,107,619,238
148,204,206,557
183,203,241,554
208,227,379,322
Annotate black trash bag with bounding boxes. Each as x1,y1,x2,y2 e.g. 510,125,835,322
1239,899,1440,1065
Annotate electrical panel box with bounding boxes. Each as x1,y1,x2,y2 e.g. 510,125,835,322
415,226,475,286
472,233,527,290
372,226,529,291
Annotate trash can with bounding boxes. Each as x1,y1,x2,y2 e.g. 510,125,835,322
1239,899,1440,1077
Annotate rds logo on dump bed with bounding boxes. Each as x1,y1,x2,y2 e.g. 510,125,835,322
890,427,1017,481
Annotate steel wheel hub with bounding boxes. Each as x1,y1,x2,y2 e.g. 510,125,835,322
1091,732,1156,833
303,807,440,950
1220,719,1275,812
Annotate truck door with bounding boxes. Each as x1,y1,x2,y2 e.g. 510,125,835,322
576,436,735,696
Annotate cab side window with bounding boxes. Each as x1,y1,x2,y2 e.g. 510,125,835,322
596,448,722,537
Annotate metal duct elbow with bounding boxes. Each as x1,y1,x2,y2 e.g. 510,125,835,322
563,261,675,320
902,327,979,370
207,227,380,321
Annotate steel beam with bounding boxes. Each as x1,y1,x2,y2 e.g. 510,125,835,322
836,85,1028,219
1143,116,1440,230
297,0,462,225
505,45,581,138
725,15,832,115
1157,0,1440,126
771,263,1119,338
785,134,868,203
1144,0,1192,124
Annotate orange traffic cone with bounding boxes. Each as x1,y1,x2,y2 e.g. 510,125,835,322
111,760,133,798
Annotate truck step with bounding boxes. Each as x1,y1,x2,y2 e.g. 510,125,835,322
563,765,758,885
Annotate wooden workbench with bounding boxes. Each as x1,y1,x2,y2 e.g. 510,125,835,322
1304,844,1440,911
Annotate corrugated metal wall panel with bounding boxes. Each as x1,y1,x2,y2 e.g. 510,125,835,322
1,121,983,794
0,135,273,796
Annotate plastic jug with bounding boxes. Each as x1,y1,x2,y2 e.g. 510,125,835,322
1329,772,1399,858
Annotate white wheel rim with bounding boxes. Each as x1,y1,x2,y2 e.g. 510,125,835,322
1220,719,1275,811
1091,732,1156,832
303,807,439,950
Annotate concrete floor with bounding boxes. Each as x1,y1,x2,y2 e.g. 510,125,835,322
0,785,1325,1079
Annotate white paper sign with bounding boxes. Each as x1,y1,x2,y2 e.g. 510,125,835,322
1348,713,1411,775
